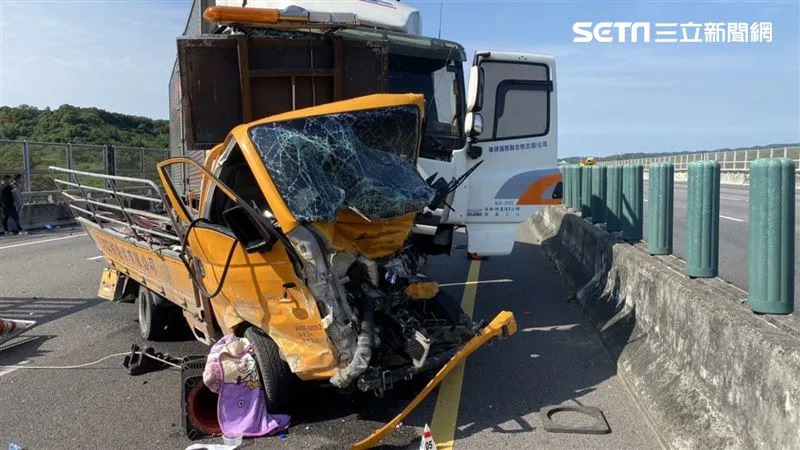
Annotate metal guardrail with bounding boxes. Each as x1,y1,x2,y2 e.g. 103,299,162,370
597,146,800,172
0,139,169,201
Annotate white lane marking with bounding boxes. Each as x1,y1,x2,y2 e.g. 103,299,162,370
0,233,87,250
0,359,29,377
756,315,779,329
720,215,745,222
721,196,747,201
86,255,105,261
643,199,648,202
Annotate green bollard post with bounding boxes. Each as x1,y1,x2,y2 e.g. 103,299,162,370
748,158,795,314
606,166,623,232
563,166,572,210
591,166,607,223
647,163,674,255
686,160,720,278
580,166,592,217
571,166,582,212
621,164,643,240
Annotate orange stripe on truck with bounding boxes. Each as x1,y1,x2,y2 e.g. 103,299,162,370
517,172,562,205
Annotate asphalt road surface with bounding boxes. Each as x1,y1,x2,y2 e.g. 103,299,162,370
642,182,799,309
0,225,659,449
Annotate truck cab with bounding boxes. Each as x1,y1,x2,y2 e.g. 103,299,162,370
170,0,561,256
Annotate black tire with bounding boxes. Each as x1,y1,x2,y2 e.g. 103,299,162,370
137,288,189,341
427,290,471,327
244,326,295,415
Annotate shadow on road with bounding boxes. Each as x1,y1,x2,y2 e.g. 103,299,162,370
437,225,636,442
0,296,103,365
538,214,639,363
0,296,102,326
0,334,57,366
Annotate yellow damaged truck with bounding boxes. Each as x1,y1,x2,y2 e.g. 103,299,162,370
50,2,560,446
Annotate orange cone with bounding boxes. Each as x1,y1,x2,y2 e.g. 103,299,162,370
0,318,36,345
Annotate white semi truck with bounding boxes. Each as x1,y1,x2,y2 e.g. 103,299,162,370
169,0,562,257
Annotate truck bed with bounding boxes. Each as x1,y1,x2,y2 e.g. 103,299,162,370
49,166,217,344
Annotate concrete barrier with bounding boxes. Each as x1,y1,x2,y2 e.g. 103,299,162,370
527,206,800,449
10,190,159,231
15,203,75,230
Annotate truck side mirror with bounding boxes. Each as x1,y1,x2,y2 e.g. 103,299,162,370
222,205,276,253
467,66,483,112
465,112,483,138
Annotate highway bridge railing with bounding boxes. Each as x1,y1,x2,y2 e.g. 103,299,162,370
596,145,800,172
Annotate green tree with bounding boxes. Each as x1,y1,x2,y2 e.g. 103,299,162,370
0,104,168,148
0,105,169,188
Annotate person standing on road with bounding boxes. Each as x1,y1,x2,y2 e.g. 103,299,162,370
0,175,7,235
1,174,21,235
11,174,26,234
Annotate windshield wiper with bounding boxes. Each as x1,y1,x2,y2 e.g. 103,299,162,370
427,159,484,211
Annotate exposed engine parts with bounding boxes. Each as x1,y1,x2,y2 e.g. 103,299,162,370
288,224,474,394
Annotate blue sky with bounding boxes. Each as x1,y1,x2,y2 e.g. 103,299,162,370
1,0,798,157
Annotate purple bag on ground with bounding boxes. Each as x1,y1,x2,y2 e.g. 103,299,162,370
203,335,291,437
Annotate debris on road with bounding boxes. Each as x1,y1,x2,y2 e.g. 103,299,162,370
122,344,184,375
540,404,611,435
184,442,239,450
467,252,488,261
222,435,242,447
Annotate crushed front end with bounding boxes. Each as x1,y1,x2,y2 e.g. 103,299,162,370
243,95,481,395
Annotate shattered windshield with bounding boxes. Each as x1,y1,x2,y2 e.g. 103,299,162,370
249,105,435,223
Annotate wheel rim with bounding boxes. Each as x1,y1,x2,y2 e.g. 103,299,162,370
138,291,149,336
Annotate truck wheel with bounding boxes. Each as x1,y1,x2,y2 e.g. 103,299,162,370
244,326,295,415
137,288,188,341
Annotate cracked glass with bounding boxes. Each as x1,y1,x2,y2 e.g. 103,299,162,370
249,105,435,222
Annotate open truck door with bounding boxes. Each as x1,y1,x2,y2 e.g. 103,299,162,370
157,150,337,374
439,52,561,255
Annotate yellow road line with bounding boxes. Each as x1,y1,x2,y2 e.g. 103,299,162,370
430,260,481,449
459,261,481,319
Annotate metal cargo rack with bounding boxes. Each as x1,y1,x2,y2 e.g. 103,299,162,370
48,166,182,245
